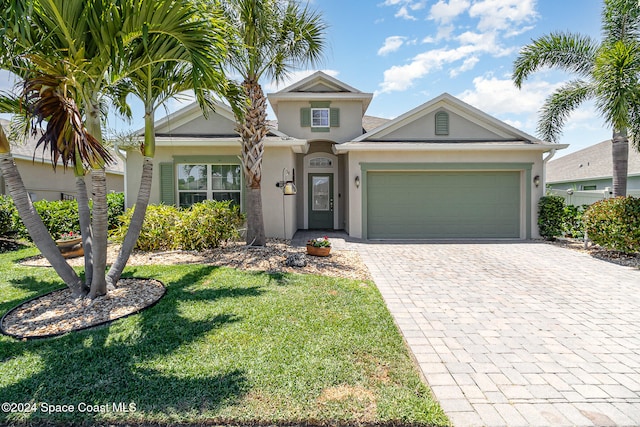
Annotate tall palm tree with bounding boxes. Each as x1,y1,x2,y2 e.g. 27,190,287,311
220,0,327,246
513,0,640,197
0,0,236,298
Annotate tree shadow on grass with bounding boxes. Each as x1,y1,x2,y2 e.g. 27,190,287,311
0,265,266,425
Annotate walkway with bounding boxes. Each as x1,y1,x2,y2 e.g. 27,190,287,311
353,239,640,426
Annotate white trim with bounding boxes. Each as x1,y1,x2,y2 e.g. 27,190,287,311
335,142,569,153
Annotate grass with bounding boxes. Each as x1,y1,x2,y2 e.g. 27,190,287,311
0,245,449,426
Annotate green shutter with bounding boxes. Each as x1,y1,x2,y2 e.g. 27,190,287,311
330,108,340,127
435,111,449,135
159,162,175,205
300,108,311,127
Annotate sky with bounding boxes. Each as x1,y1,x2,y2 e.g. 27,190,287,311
0,0,613,157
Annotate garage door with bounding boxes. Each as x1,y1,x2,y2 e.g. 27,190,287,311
367,171,521,239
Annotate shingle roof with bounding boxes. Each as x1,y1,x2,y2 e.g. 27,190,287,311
362,115,390,133
0,118,124,174
547,139,640,183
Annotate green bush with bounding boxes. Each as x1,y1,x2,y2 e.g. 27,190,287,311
563,204,589,239
106,192,126,230
538,195,566,240
0,195,16,237
111,204,179,251
12,199,81,240
583,197,640,254
175,200,244,250
111,200,245,252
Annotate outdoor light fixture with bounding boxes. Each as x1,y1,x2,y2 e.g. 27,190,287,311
533,175,540,187
276,168,297,195
355,175,360,188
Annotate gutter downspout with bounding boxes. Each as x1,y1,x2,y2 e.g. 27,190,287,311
542,148,556,195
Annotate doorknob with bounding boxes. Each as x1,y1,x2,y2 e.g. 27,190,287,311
330,198,334,211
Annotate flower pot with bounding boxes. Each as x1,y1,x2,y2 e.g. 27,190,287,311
55,237,84,259
306,244,331,257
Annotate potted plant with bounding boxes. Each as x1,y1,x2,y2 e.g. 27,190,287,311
306,236,331,257
55,231,84,258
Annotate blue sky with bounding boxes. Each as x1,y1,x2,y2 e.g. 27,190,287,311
0,0,612,157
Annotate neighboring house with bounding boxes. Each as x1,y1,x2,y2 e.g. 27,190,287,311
123,71,564,240
0,118,124,201
547,139,640,191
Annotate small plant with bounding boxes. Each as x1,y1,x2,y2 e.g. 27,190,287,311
57,231,81,241
307,236,331,247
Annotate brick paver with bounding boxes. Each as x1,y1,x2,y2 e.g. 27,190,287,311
354,241,640,427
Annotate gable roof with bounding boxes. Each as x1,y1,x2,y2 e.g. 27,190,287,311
547,139,640,183
268,71,373,115
353,93,540,143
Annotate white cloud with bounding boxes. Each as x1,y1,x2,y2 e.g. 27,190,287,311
429,0,470,24
468,0,538,32
395,6,417,20
449,56,479,77
381,0,428,20
378,36,407,56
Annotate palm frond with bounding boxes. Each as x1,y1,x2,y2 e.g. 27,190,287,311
513,32,598,88
537,80,595,143
602,0,640,43
23,73,113,170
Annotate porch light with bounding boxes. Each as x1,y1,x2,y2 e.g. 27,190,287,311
355,175,360,188
533,175,540,187
276,168,297,195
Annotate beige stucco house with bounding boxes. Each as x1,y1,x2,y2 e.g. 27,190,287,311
0,119,124,201
123,71,565,240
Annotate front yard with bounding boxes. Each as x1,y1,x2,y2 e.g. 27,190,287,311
0,244,449,426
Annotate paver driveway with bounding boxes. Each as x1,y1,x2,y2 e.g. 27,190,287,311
357,242,640,427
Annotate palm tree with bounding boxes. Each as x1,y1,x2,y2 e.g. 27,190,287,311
220,0,327,246
0,0,236,298
513,0,640,197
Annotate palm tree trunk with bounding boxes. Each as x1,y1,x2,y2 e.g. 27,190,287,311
612,129,629,197
75,174,92,289
106,156,153,288
0,153,85,296
88,167,108,298
238,80,268,246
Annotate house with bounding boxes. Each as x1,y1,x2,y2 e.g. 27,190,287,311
546,139,640,192
122,71,565,240
0,118,124,201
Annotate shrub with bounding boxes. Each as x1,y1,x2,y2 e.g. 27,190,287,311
563,204,589,239
175,200,244,250
12,199,81,240
0,195,16,237
106,192,126,230
111,204,179,251
537,195,566,240
111,200,245,252
583,197,640,254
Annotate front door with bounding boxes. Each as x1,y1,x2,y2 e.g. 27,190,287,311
308,173,333,229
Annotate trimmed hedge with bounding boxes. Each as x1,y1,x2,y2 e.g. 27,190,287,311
0,192,126,240
583,197,640,254
538,195,565,240
110,200,245,251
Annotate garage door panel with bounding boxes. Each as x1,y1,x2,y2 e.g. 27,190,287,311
367,171,520,239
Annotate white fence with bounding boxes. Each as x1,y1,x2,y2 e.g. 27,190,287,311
548,188,640,206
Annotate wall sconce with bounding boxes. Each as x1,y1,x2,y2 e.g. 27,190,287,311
355,176,360,188
533,175,540,188
276,168,297,195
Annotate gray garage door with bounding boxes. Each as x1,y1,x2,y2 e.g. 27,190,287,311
367,171,521,239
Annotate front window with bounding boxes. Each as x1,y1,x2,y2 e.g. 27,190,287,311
311,108,330,127
177,163,241,208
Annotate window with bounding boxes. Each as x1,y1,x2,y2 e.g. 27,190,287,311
435,111,449,136
311,108,330,127
177,163,241,208
309,157,332,168
582,185,597,190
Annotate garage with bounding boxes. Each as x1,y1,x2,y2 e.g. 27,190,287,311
366,170,521,239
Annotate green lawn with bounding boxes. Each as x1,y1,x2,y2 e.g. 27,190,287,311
0,245,449,426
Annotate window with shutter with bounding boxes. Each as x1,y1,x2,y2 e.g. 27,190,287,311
435,111,449,136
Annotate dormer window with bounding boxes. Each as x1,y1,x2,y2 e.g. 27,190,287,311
435,111,449,136
311,108,330,128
